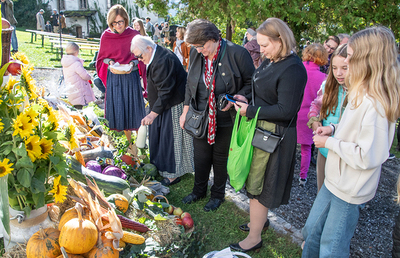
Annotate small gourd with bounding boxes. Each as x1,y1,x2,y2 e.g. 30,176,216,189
58,206,93,231
106,194,129,213
26,227,62,258
86,234,119,258
59,203,98,254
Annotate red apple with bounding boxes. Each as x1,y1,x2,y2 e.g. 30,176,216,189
2,18,11,29
181,212,191,219
175,218,183,226
7,62,22,76
173,207,183,217
182,216,194,229
164,205,174,215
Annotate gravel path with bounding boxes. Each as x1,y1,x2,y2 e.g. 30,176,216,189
32,67,400,257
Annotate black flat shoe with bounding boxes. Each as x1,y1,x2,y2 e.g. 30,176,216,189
204,198,224,212
229,240,263,253
160,177,181,186
182,192,206,204
239,219,270,232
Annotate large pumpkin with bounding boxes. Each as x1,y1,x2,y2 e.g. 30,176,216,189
59,204,98,254
106,194,129,213
57,254,85,258
86,234,119,258
58,206,93,231
26,228,61,258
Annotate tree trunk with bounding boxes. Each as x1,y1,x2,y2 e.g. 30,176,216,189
226,22,232,41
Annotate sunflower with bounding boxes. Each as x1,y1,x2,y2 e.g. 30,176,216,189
49,175,67,203
37,98,50,114
0,95,3,105
20,65,38,100
0,119,4,133
65,121,79,150
47,108,60,129
12,114,35,139
5,75,19,93
25,135,42,162
11,52,29,65
38,138,53,159
24,107,39,127
0,158,14,177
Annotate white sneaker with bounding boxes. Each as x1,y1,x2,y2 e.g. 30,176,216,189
299,178,307,187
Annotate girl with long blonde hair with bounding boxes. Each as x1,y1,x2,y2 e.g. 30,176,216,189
302,26,400,257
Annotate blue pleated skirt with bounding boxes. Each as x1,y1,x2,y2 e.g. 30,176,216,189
105,70,145,131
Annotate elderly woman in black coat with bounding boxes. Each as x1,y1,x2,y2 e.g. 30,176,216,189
130,35,194,186
179,19,254,212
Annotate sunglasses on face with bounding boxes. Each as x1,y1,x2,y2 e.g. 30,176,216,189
325,42,337,51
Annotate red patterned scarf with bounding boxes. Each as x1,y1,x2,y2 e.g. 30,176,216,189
204,38,222,145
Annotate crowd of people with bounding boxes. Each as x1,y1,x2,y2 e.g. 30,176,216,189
54,3,400,256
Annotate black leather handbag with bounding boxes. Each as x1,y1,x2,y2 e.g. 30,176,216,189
251,127,282,153
184,98,209,139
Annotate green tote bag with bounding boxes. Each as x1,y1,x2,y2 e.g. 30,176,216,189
227,108,260,192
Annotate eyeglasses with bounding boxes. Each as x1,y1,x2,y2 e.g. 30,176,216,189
192,44,205,50
135,53,143,60
325,42,337,52
112,20,125,26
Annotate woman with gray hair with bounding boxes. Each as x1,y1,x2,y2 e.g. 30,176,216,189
131,35,194,186
179,19,254,212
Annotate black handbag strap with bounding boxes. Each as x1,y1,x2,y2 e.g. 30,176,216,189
251,70,300,142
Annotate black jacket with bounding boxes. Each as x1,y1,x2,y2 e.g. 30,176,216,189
146,45,186,115
184,39,254,106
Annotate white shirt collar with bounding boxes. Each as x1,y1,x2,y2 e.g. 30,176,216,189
147,44,157,67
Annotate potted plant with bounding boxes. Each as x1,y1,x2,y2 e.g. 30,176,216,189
0,54,71,238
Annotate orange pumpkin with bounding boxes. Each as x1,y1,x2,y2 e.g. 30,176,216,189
57,254,85,258
58,206,92,231
86,234,119,258
59,204,98,254
106,194,129,213
26,228,61,258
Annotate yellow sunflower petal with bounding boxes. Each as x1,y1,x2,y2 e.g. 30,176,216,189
39,138,53,159
49,176,67,203
25,135,42,162
24,107,39,127
12,114,35,139
0,120,4,133
0,158,14,177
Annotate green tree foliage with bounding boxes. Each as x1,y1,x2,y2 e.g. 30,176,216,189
134,0,400,44
14,0,49,28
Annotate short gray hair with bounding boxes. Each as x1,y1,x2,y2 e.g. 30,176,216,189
131,35,155,53
66,42,79,55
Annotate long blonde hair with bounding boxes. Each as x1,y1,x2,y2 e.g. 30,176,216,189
346,26,400,122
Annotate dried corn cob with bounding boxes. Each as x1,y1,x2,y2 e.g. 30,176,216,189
103,214,150,233
121,231,145,245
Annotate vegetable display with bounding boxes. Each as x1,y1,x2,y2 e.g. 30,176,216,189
102,165,127,180
26,228,62,258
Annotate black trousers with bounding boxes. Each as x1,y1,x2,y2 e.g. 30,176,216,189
192,126,233,199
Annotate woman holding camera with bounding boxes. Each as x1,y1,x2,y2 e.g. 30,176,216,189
179,19,254,212
232,18,307,252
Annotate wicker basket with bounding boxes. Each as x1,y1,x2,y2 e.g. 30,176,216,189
2,28,13,67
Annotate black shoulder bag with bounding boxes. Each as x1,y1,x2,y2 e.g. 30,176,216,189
250,75,298,153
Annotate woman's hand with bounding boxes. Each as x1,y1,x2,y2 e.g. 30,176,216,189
109,60,117,74
234,101,248,116
311,121,322,132
313,135,329,148
222,94,248,112
314,126,332,136
180,105,189,129
141,111,158,125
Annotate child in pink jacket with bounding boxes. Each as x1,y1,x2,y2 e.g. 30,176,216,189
61,42,95,109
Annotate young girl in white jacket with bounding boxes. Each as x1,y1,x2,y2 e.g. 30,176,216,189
61,42,95,109
301,26,400,257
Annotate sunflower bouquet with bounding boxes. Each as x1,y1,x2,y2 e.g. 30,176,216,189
0,54,70,235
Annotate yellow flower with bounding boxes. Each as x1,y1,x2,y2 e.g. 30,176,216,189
49,175,67,203
12,52,29,65
20,65,38,100
0,96,2,105
37,98,50,114
25,135,42,162
0,120,4,133
66,121,79,150
24,107,39,127
12,114,35,139
0,158,13,177
39,138,53,159
5,75,19,93
47,108,60,129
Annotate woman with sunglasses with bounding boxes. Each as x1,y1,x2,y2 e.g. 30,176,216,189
131,35,194,187
96,5,145,145
179,19,254,212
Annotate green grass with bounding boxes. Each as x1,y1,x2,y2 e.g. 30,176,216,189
15,27,96,69
165,173,302,257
